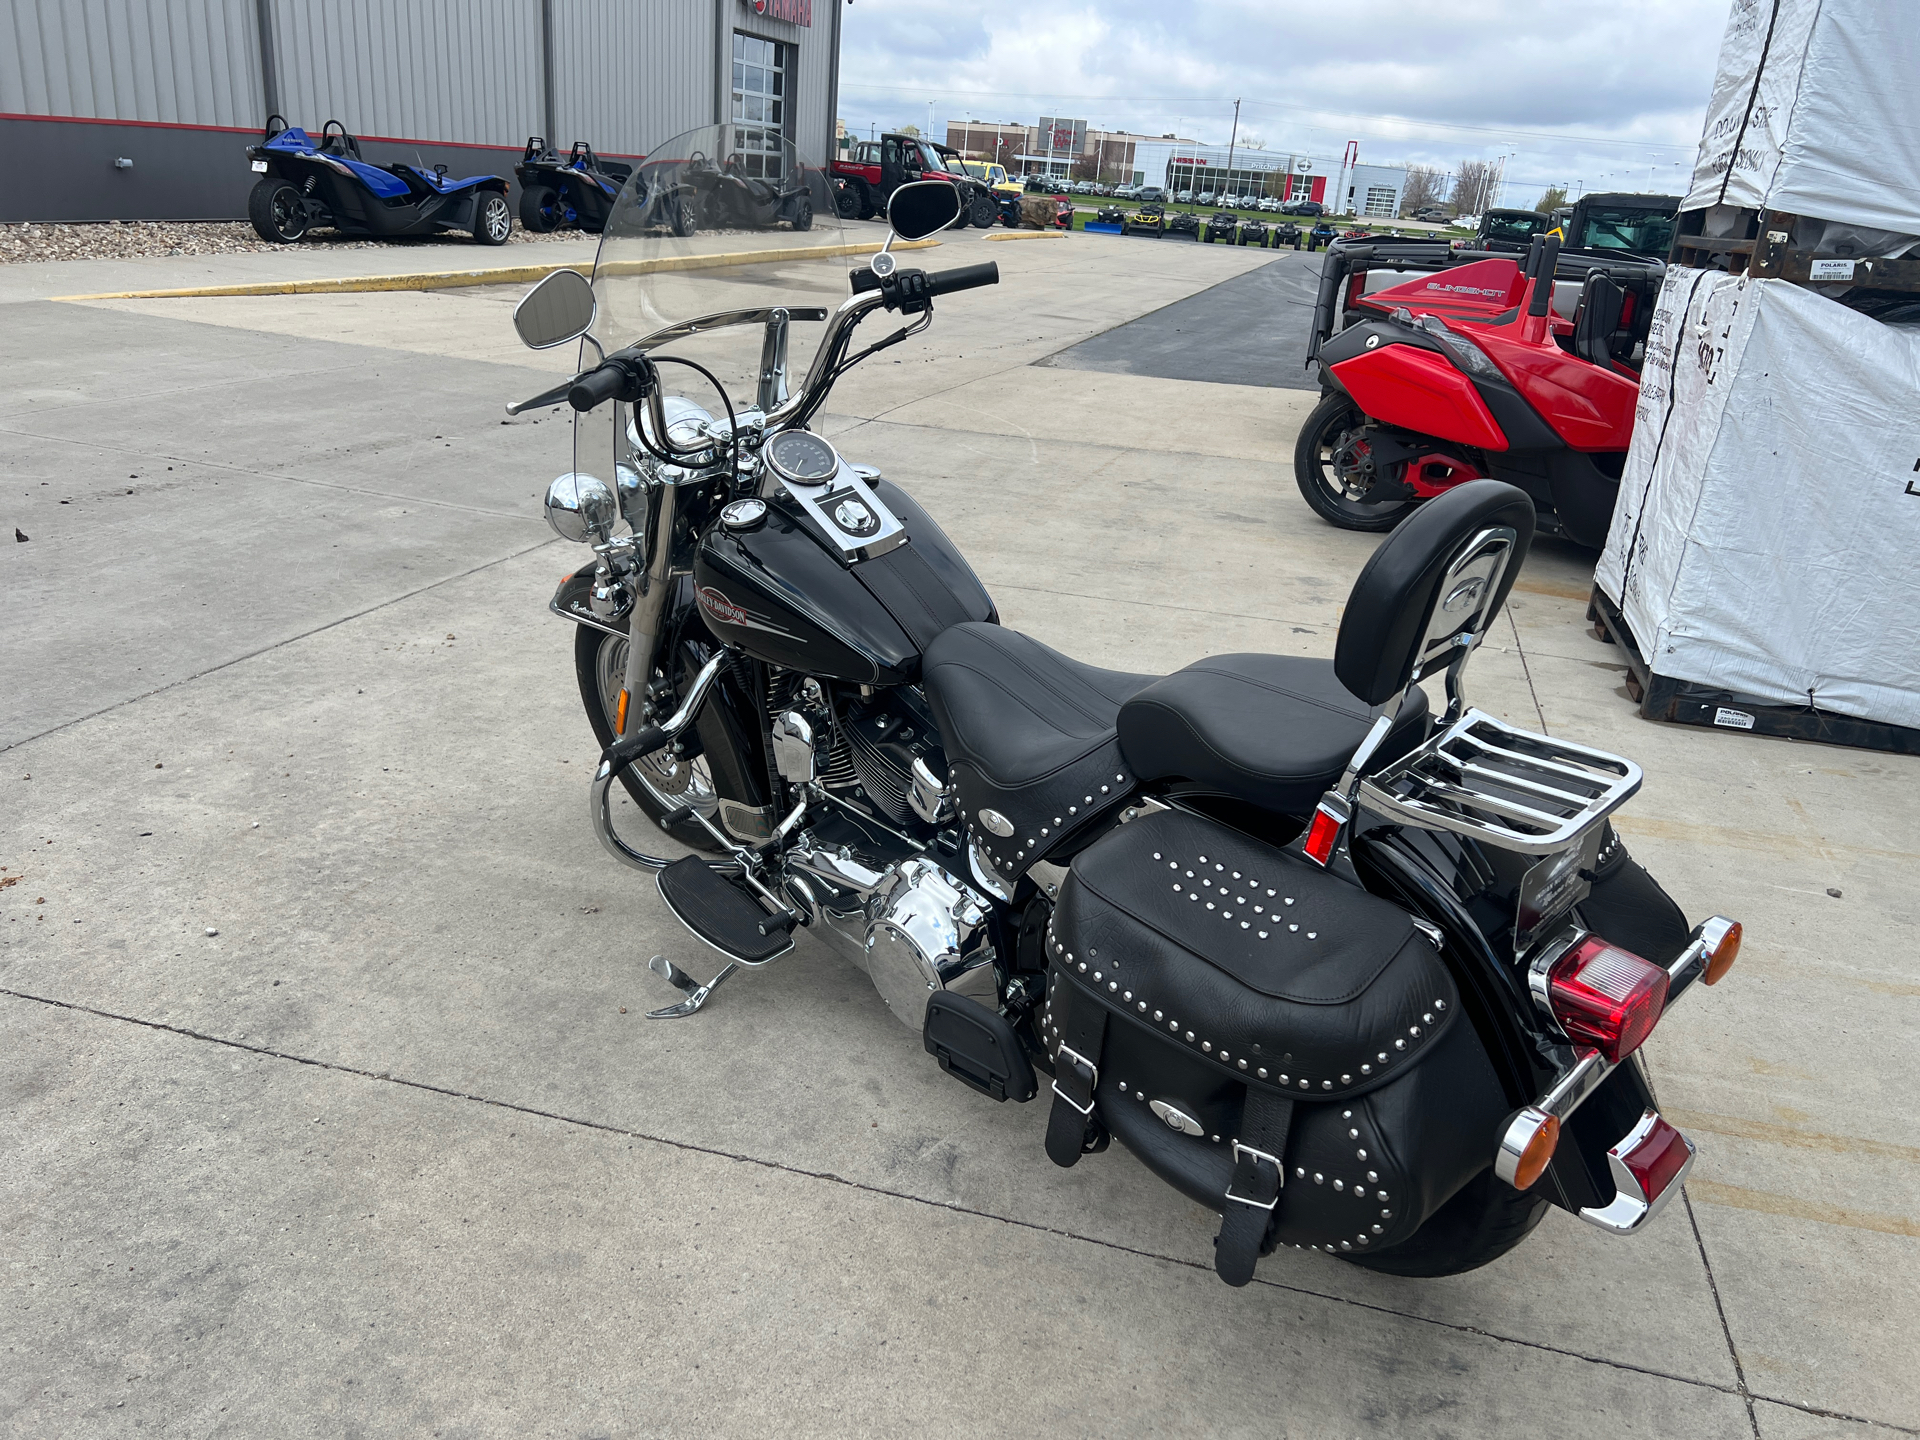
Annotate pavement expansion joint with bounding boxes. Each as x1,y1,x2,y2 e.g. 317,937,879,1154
0,535,558,756
6,980,1914,1434
1684,1190,1762,1438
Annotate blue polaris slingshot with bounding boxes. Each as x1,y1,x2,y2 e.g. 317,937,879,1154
245,117,512,245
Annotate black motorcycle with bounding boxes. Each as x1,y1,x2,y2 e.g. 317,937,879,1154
503,123,1741,1285
515,137,632,234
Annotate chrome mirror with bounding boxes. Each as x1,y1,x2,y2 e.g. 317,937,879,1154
887,181,961,242
514,268,596,350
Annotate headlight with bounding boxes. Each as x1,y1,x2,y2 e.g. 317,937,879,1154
1418,314,1505,381
544,472,617,544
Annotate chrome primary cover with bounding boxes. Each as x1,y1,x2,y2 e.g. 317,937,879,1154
862,858,997,1027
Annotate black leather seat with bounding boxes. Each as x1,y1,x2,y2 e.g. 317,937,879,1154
922,623,1156,878
1117,655,1429,817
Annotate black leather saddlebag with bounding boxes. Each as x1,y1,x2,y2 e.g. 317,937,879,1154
1042,808,1506,1283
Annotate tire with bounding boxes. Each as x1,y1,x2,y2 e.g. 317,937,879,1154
835,185,858,220
790,196,813,231
669,191,698,238
1292,391,1416,532
247,177,308,243
572,622,748,855
969,193,998,229
1339,1165,1550,1277
854,181,877,221
473,191,512,245
519,184,559,233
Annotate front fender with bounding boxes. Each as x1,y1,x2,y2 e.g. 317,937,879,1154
550,567,627,637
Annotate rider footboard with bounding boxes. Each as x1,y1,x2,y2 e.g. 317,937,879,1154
1040,808,1507,1279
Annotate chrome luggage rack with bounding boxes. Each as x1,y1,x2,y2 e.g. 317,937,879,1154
1357,708,1641,855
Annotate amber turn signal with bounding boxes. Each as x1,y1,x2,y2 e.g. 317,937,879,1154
1494,1107,1562,1191
1702,917,1741,986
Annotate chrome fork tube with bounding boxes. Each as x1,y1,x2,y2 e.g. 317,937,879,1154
620,477,680,723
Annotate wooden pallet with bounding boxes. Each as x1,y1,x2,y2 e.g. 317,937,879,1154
1586,586,1920,756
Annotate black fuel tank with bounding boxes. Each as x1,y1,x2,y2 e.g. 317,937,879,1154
693,479,993,684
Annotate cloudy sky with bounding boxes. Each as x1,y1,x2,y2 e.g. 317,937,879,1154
836,0,1734,206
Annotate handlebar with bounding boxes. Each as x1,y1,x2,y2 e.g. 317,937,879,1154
568,363,629,412
924,260,1000,298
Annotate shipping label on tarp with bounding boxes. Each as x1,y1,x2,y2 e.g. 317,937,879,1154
1600,272,1920,728
1685,0,1920,233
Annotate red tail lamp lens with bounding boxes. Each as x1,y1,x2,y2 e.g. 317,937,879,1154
1703,920,1742,986
1618,1115,1692,1202
1547,937,1669,1063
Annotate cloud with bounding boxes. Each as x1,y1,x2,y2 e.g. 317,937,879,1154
837,0,1730,197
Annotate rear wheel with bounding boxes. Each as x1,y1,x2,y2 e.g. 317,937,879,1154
1293,392,1416,532
835,184,858,220
669,191,698,237
519,183,559,232
247,177,308,243
473,191,512,245
789,196,813,232
1338,1165,1550,1277
574,624,734,855
969,193,998,229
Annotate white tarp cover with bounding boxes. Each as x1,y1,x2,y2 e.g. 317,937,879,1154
1685,0,1920,232
1595,270,1920,728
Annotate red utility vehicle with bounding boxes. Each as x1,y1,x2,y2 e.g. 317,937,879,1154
1297,234,1663,545
832,133,996,228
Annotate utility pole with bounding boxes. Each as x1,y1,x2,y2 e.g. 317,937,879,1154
1225,98,1241,200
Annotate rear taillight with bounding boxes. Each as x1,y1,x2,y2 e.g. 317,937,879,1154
1546,936,1669,1062
1617,1113,1692,1201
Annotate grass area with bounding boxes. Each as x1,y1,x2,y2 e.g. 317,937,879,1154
1033,190,1473,240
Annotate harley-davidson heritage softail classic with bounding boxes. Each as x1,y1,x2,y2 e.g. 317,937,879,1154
505,123,1741,1285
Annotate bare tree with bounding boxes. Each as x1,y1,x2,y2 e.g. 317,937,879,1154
1450,160,1497,215
1400,164,1446,213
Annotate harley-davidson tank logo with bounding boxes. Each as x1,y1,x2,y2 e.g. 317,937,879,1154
695,584,797,638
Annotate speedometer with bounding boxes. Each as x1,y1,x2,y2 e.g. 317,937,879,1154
764,429,840,486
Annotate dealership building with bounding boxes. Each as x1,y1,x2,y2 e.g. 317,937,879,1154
0,0,844,223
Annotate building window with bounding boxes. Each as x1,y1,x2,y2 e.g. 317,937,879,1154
1364,186,1396,217
731,32,787,176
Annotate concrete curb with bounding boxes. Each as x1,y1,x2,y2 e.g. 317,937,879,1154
985,230,1069,241
52,236,941,302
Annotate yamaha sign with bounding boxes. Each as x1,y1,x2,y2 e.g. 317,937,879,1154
748,0,811,24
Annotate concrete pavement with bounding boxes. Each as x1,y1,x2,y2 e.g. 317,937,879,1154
2,224,1915,1438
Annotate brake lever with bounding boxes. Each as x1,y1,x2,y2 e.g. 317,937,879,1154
505,378,577,417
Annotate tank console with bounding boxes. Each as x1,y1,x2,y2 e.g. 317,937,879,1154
763,429,909,563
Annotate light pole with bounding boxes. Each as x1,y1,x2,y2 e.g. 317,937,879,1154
1225,98,1242,202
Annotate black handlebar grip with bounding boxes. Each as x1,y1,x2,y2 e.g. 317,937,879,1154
568,362,627,412
923,261,1000,297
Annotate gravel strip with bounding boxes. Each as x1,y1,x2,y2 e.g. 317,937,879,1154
0,220,584,266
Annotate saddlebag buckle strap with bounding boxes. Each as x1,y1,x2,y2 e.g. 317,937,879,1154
1223,1142,1284,1211
1214,1091,1295,1287
1050,1044,1098,1117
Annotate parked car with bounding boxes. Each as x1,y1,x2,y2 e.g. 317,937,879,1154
1121,202,1167,236
1237,215,1271,247
1196,190,1216,206
1406,205,1451,224
514,136,631,234
1174,189,1193,204
1137,186,1167,205
247,119,511,245
1258,196,1281,212
1280,199,1322,216
1203,209,1239,244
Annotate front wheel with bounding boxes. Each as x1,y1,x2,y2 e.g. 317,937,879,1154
1292,392,1415,532
247,177,308,243
969,193,998,229
573,624,737,854
835,185,858,220
473,191,512,245
518,184,559,232
669,191,698,238
789,196,813,232
1339,1165,1550,1277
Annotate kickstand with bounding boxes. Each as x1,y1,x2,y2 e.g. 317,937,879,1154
645,953,739,1019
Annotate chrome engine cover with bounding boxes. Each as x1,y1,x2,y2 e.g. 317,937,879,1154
863,858,997,1028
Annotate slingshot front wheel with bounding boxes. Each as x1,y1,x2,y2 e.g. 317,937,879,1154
473,192,512,246
247,178,308,244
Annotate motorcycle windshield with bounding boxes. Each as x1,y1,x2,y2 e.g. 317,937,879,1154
574,122,845,485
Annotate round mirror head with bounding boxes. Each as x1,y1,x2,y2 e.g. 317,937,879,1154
888,181,961,242
543,471,618,544
514,268,596,350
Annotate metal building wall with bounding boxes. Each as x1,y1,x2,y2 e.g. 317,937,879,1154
550,0,714,157
1,0,264,125
265,0,542,146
